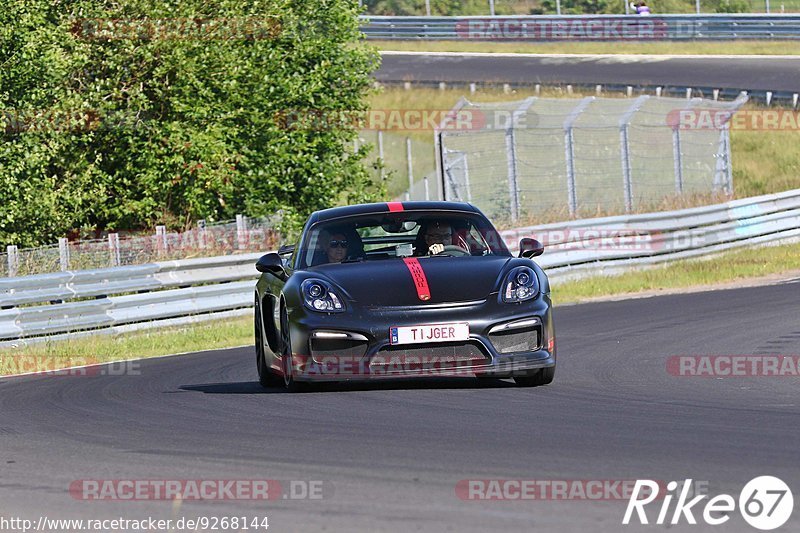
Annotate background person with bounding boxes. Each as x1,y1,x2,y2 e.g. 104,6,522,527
631,1,651,14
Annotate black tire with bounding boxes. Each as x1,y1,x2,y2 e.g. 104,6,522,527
514,366,555,387
280,305,307,393
255,302,281,388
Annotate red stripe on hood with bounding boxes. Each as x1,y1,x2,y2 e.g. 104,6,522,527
402,258,431,301
387,202,404,212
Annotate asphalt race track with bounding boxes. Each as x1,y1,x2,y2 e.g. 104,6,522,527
2,281,800,532
377,52,800,93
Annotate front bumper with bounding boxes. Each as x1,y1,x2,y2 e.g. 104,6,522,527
286,293,556,382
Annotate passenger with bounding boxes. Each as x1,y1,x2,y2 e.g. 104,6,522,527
322,231,349,263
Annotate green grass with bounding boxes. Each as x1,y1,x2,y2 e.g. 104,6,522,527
374,40,800,56
553,239,800,304
0,315,252,376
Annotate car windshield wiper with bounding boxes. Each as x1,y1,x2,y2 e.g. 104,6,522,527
341,256,365,263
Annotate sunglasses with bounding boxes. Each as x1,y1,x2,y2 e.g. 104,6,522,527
328,240,348,249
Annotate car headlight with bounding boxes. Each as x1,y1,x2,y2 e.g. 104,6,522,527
302,279,345,312
502,267,539,303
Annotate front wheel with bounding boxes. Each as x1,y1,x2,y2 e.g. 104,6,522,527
514,366,555,387
256,303,280,388
280,306,307,393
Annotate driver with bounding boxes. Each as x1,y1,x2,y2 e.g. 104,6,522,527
417,221,454,256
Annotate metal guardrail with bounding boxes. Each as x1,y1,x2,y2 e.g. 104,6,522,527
0,254,261,345
1,189,799,345
361,15,800,41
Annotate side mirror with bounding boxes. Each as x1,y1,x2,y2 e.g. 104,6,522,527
278,244,295,256
256,253,287,279
519,238,544,258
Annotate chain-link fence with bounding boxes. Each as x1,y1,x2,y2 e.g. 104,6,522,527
436,94,747,225
1,215,282,278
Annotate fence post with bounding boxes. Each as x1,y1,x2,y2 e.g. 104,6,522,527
406,136,413,200
108,233,121,267
504,124,520,223
724,125,734,195
463,154,472,203
197,219,207,249
672,126,684,195
424,176,430,201
58,238,70,271
716,92,749,195
619,96,649,213
504,97,537,223
672,98,700,195
435,98,468,201
236,214,248,250
713,126,735,195
7,245,18,277
155,225,167,255
377,130,384,181
563,97,594,217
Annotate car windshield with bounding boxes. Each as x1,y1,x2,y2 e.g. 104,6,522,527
298,211,511,268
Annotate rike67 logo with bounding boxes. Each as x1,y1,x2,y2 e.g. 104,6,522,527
623,476,794,530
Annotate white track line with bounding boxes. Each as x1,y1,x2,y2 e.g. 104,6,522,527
379,50,800,60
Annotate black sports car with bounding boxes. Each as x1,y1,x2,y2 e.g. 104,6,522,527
254,201,555,391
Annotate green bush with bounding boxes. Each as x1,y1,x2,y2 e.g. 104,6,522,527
0,0,382,247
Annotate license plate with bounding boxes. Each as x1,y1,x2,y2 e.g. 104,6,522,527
389,323,469,345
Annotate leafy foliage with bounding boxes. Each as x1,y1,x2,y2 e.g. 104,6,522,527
0,0,381,246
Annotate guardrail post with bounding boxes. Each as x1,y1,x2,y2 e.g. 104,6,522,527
58,238,71,271
155,226,167,256
619,96,649,213
236,214,248,250
108,233,121,267
7,245,18,277
563,97,594,217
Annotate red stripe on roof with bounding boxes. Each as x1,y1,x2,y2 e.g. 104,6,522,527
387,202,404,212
402,258,431,301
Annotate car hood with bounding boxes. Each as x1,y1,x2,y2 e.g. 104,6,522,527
308,256,512,306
